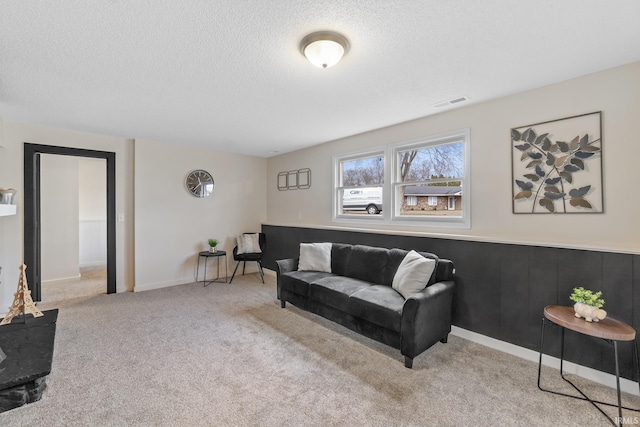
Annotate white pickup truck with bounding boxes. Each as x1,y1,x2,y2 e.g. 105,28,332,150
342,187,382,214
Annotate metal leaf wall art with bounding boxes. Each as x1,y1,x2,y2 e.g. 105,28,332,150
511,112,603,214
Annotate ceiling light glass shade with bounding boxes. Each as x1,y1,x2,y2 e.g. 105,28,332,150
300,31,349,69
304,40,344,68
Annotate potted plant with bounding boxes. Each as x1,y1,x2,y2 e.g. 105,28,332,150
569,286,606,322
208,238,218,253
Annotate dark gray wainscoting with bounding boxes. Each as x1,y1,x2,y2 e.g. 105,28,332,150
261,224,640,380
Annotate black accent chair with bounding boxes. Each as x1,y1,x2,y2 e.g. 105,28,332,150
229,233,266,284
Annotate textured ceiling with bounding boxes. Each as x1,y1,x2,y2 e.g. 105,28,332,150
1,1,639,157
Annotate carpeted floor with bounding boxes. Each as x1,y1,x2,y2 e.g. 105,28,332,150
0,273,637,426
40,265,106,304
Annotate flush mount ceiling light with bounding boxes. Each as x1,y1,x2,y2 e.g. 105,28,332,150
300,31,349,69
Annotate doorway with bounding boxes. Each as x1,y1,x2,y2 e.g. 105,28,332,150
23,143,116,301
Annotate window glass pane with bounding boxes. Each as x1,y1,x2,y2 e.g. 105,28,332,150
398,183,462,217
339,187,383,215
338,154,384,216
398,142,464,182
395,139,465,219
341,155,384,186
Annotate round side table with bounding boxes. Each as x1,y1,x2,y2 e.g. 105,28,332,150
196,250,228,287
537,305,640,425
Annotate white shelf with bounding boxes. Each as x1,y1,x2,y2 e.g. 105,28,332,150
0,204,17,216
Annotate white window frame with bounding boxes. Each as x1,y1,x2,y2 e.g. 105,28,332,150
407,196,417,206
333,148,387,223
332,128,470,228
427,196,438,206
390,128,470,228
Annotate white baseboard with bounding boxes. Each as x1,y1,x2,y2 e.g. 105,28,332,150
134,278,194,293
79,261,107,268
451,325,639,396
41,274,81,284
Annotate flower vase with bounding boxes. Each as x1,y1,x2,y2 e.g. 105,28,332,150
209,247,217,253
573,302,607,322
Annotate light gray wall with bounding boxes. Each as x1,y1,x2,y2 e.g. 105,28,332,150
133,138,267,291
1,61,638,311
79,158,107,267
0,124,268,309
38,156,108,280
40,154,80,282
266,61,640,254
0,123,134,309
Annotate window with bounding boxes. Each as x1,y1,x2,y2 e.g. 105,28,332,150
333,129,469,228
334,151,384,218
391,129,469,227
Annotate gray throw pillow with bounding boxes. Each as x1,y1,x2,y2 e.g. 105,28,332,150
392,250,436,299
298,243,332,272
236,234,261,254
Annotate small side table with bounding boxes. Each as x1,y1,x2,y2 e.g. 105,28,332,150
538,305,640,425
196,250,228,287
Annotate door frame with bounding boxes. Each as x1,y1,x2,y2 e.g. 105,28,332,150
23,143,116,301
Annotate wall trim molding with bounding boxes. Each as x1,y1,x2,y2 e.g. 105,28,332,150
451,326,639,396
79,261,107,268
261,222,640,256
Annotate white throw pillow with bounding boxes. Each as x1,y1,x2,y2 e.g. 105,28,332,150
392,250,437,299
236,234,261,254
298,243,332,273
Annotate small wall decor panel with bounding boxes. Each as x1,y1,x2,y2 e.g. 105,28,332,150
277,168,311,191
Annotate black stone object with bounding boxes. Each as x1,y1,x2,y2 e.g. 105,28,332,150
0,309,58,413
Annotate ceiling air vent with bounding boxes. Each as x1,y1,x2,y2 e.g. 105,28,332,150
433,96,469,108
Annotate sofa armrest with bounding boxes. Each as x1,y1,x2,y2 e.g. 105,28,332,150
276,258,298,301
435,259,455,282
276,258,298,276
400,280,455,361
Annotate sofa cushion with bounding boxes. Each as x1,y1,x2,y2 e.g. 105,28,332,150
346,245,389,285
392,250,437,298
383,248,410,285
309,276,372,311
347,285,405,332
298,242,332,272
280,271,335,298
330,243,352,276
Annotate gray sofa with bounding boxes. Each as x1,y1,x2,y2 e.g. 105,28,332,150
276,243,455,368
